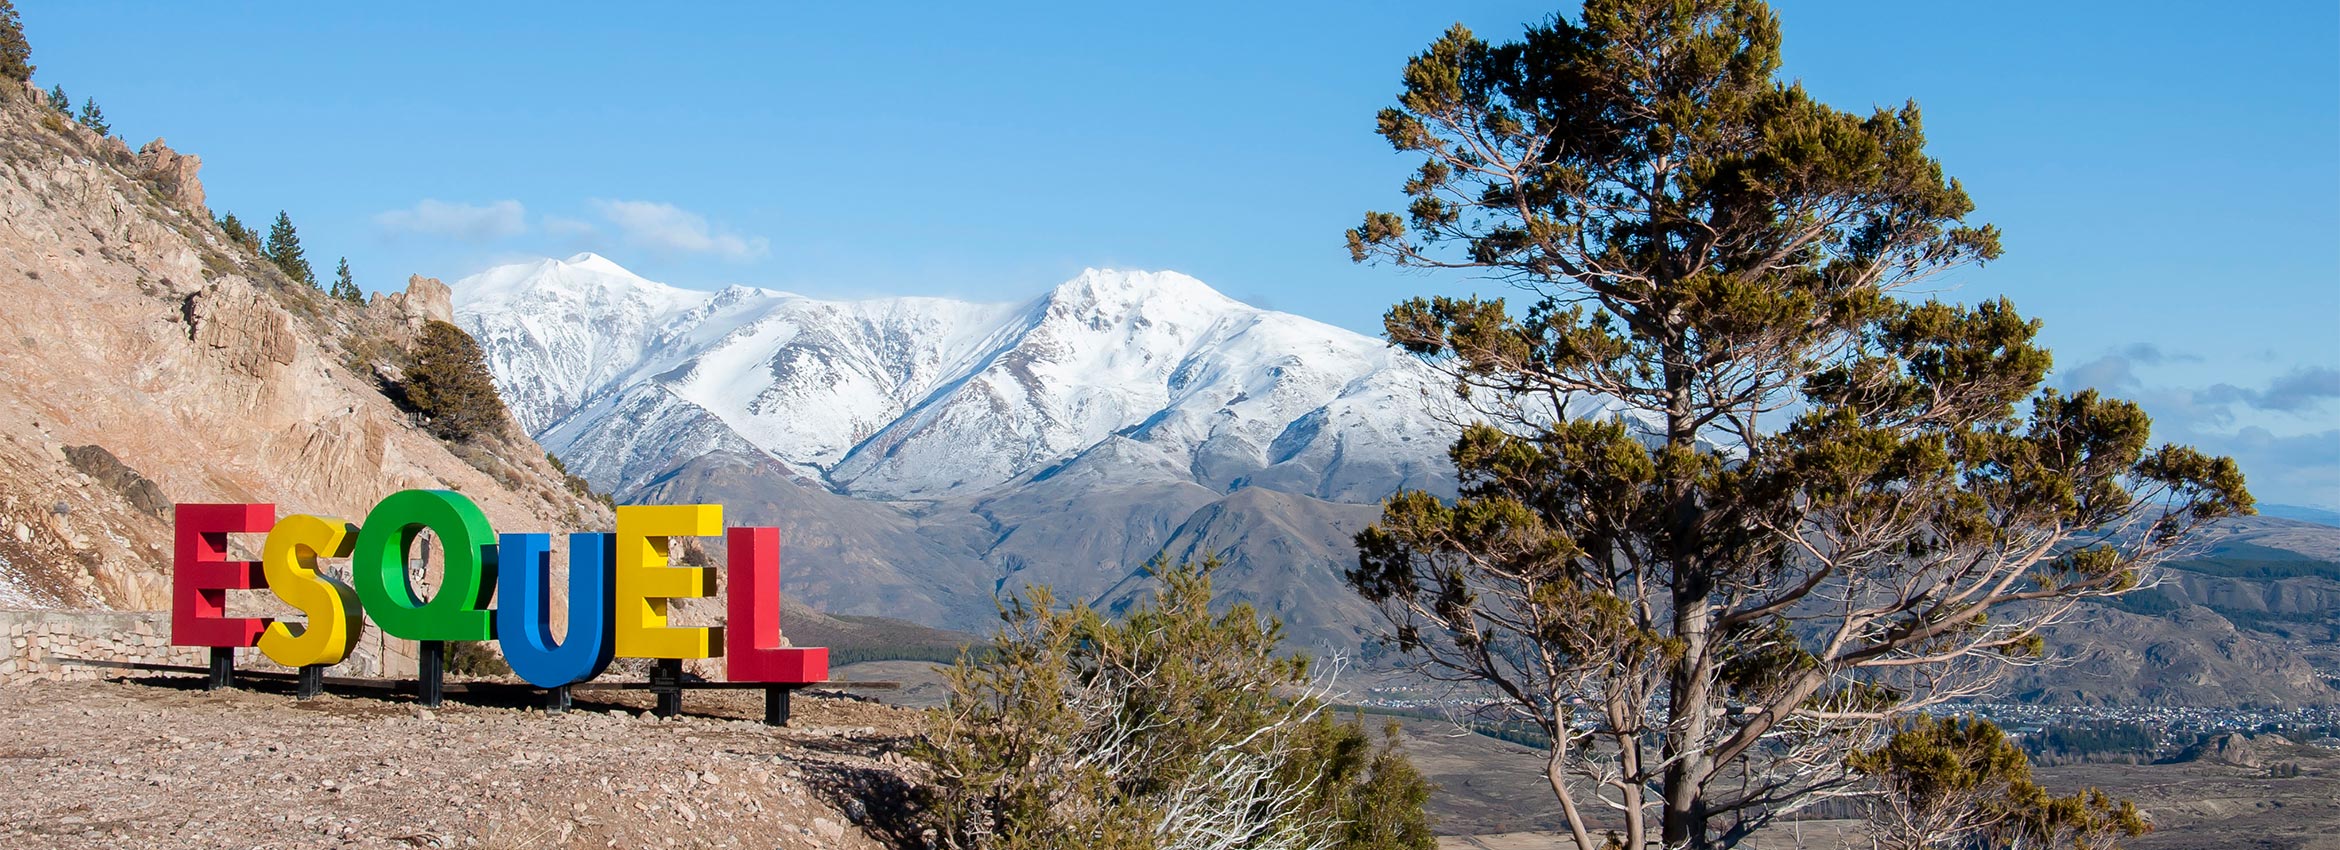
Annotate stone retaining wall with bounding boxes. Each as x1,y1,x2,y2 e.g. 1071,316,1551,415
1,609,201,683
0,608,400,684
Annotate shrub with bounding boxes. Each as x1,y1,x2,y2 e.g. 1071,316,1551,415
922,559,1434,850
1851,716,2149,850
403,320,508,441
217,211,262,250
547,452,617,509
446,640,512,677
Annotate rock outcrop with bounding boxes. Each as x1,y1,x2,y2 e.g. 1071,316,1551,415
133,138,205,214
60,445,170,520
182,274,298,378
366,273,456,346
2171,732,2323,768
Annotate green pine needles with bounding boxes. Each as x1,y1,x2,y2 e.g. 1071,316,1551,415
262,210,316,289
74,96,106,136
216,211,261,250
331,257,364,303
403,320,508,442
1342,1,2250,848
1,0,30,85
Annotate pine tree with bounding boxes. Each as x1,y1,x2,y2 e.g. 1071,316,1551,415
1,0,31,85
216,211,260,250
261,210,316,288
331,257,363,303
45,84,65,112
403,320,507,441
75,97,107,135
1341,3,2251,847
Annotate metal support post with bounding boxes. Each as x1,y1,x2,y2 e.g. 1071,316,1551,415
763,685,794,727
417,641,444,708
205,647,234,690
651,659,683,718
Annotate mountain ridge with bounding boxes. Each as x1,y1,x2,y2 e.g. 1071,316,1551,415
455,254,1462,503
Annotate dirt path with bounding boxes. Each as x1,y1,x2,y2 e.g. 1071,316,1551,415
0,677,926,849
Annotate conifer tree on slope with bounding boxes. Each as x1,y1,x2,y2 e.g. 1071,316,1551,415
404,320,507,441
332,257,363,303
1341,2,2249,847
75,97,107,136
217,211,259,249
0,0,31,85
262,210,316,288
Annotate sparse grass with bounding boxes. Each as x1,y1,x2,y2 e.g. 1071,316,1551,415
547,452,618,510
450,441,524,490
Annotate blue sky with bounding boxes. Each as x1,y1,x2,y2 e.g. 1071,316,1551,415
20,2,2338,506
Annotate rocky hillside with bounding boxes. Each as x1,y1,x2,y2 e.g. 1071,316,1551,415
0,80,608,636
2001,516,2340,708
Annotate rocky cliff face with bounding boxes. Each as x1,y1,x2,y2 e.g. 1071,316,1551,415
0,82,609,646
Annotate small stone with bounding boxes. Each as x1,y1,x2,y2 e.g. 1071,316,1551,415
812,817,844,841
413,708,435,722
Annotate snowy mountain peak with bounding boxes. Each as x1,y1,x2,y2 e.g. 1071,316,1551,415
455,251,695,313
457,257,1462,502
560,251,632,274
1051,268,1230,305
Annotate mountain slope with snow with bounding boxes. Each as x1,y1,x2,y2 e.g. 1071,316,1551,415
456,255,1460,503
453,255,1466,638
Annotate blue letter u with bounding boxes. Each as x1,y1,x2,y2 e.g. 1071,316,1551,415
495,533,616,688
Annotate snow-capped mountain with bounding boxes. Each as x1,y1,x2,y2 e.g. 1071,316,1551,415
454,254,1467,643
457,254,1459,503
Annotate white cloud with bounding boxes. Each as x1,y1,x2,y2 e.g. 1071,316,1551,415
541,214,598,239
373,199,528,241
589,199,768,261
2061,343,2340,506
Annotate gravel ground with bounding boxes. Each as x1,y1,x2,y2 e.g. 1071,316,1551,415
0,677,930,849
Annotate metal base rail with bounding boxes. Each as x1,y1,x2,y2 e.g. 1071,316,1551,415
39,655,893,727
